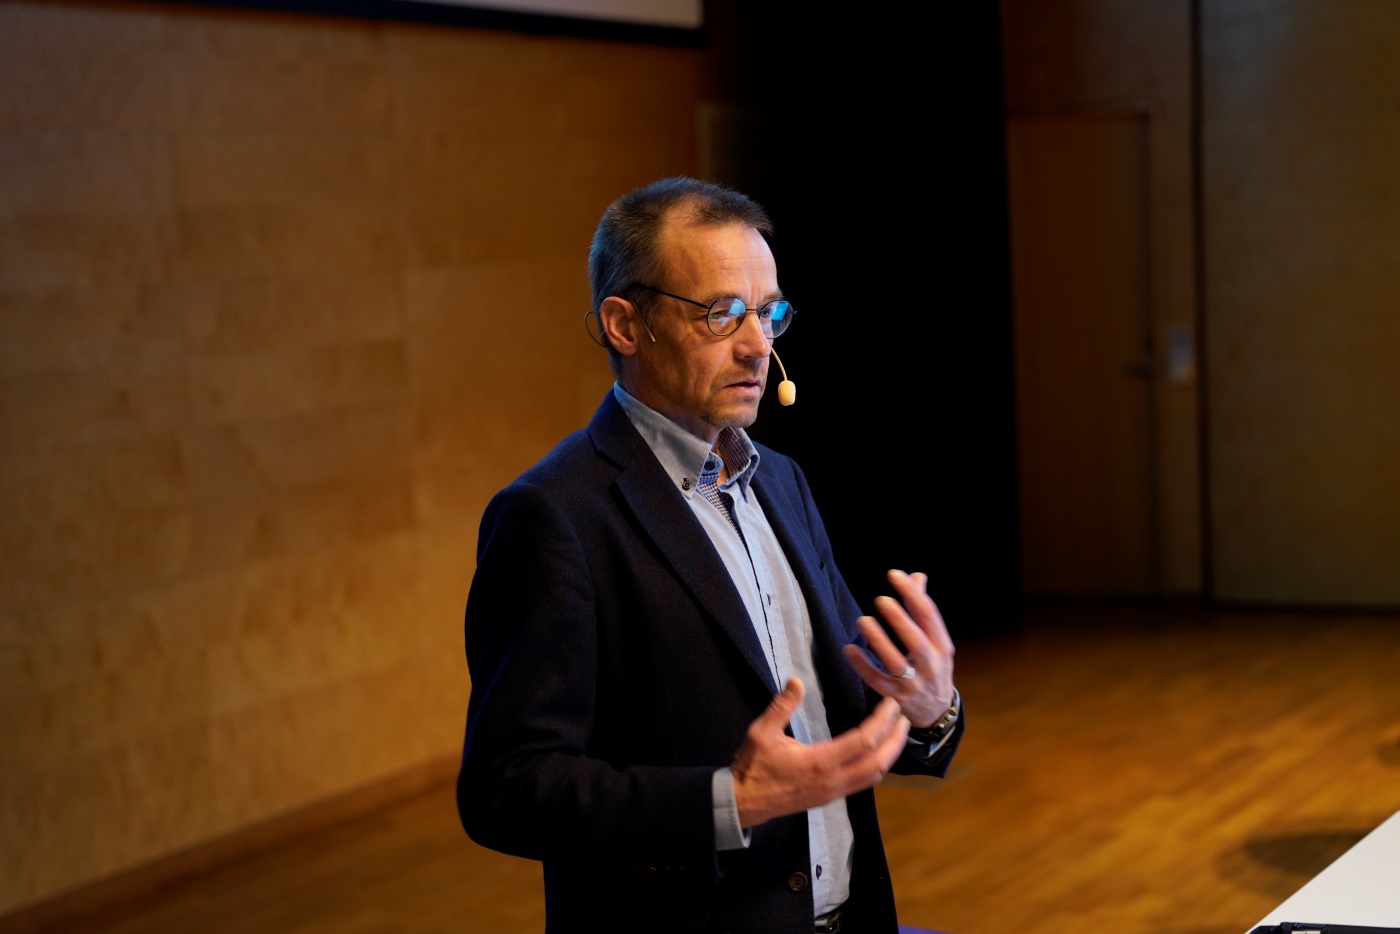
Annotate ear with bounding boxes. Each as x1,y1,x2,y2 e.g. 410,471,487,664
598,295,652,356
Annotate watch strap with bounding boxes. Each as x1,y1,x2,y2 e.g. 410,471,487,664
908,688,960,745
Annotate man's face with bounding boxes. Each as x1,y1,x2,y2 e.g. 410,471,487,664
628,217,781,444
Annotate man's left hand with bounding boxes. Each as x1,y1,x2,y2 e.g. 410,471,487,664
842,569,956,729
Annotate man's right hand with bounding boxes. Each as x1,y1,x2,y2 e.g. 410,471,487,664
731,677,909,829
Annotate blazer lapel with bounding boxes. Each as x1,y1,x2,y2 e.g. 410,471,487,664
588,394,779,696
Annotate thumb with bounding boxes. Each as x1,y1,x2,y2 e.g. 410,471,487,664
759,677,804,730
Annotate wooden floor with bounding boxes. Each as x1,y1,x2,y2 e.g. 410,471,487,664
12,604,1400,934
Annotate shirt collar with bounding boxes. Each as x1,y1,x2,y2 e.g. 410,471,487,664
612,383,760,499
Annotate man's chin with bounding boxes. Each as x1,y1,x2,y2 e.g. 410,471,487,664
705,402,761,431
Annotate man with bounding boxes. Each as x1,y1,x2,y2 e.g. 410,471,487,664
457,177,963,933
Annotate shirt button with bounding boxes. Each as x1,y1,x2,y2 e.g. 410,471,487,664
788,871,808,891
815,863,823,879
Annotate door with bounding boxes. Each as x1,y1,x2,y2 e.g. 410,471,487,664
1007,112,1158,597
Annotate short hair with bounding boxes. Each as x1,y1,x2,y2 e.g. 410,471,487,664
588,177,773,371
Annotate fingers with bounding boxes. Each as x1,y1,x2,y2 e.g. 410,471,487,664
826,698,909,789
860,698,911,774
856,615,911,676
874,709,912,773
734,683,904,827
871,595,934,672
845,569,956,692
843,641,893,698
840,627,907,700
756,677,804,732
826,696,902,762
885,569,955,656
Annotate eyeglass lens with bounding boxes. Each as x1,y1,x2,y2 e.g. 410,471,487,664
708,298,792,338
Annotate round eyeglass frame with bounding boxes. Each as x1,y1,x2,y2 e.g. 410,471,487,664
627,283,793,339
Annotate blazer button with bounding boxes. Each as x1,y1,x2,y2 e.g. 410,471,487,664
788,871,808,891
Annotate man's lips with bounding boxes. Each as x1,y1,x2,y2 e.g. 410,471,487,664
720,366,766,394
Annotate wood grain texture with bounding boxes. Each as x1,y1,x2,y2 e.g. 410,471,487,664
1202,0,1400,605
6,605,1398,934
0,0,703,913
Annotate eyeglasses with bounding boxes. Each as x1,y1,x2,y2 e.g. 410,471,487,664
628,283,794,339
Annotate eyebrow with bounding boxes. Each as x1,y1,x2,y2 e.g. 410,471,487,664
699,290,786,306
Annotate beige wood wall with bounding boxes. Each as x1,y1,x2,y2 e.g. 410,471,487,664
1202,0,1400,605
0,0,704,913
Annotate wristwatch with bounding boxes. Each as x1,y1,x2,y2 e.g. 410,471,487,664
907,688,960,746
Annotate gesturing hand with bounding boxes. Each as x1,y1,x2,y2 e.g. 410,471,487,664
843,569,956,729
731,677,909,829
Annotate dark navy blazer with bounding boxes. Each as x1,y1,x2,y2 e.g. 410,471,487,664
457,391,961,933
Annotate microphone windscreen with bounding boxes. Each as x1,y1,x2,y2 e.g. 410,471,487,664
770,346,795,406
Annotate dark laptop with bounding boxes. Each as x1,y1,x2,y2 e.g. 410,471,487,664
1250,925,1400,933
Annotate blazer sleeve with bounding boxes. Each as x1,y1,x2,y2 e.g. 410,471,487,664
456,480,717,865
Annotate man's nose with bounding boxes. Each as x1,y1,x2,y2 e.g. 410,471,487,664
732,309,773,355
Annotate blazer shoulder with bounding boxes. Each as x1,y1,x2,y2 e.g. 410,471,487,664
484,394,646,520
752,440,814,500
510,429,597,490
753,440,797,473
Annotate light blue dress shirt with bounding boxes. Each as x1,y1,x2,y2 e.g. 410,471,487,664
613,383,853,917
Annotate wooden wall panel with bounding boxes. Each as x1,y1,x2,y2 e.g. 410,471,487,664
1203,0,1400,604
0,0,704,913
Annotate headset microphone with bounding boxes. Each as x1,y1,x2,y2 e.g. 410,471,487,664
770,347,796,406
